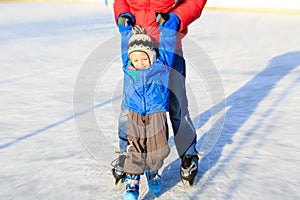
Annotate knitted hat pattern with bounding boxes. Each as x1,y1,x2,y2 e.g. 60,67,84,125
128,26,156,65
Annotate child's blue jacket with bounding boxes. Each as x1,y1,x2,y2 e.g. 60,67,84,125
121,28,177,116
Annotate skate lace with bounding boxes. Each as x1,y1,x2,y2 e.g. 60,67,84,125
181,155,199,180
151,175,160,186
182,157,191,169
146,171,161,187
110,158,120,168
125,175,140,191
182,155,198,169
111,153,126,168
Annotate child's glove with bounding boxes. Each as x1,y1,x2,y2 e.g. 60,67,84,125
156,13,180,31
118,13,135,33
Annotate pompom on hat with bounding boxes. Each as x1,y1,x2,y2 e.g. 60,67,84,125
128,26,156,65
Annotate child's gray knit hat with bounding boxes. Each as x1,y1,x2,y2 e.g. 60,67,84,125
128,26,156,65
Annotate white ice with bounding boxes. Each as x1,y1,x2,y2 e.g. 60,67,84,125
0,2,299,200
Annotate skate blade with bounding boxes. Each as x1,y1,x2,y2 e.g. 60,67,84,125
115,178,120,185
181,178,194,186
112,169,125,185
123,191,139,200
188,179,195,186
153,191,159,198
197,151,204,159
114,177,125,185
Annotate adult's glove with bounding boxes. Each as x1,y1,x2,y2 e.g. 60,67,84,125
117,13,135,33
156,13,180,31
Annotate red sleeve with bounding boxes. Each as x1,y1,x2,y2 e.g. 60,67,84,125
171,0,207,32
113,0,132,25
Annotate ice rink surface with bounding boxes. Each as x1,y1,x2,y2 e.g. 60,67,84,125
0,2,299,199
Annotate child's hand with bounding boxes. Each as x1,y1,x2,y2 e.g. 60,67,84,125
118,13,135,33
156,13,180,31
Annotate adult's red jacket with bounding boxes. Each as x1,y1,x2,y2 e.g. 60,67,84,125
113,0,207,47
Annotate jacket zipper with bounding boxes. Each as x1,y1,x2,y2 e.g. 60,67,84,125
142,71,146,116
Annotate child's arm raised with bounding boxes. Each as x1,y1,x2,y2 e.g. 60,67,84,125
117,14,133,68
157,13,179,68
120,30,132,69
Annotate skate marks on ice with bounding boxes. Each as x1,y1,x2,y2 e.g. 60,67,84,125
190,51,300,198
0,96,121,150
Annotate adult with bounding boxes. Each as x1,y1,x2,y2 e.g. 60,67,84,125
112,0,207,185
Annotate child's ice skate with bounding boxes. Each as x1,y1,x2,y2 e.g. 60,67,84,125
111,153,126,185
123,174,140,200
146,170,161,198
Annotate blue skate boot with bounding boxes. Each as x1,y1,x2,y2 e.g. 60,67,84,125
123,174,140,200
146,170,161,198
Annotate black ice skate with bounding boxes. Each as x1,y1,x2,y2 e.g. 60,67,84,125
180,154,199,186
111,153,126,185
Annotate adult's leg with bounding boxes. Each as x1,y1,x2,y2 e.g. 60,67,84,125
169,49,197,157
118,104,129,153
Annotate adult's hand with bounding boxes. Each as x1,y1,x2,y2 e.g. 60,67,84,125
156,13,180,31
118,13,135,33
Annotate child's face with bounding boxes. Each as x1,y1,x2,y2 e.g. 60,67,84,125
129,51,151,70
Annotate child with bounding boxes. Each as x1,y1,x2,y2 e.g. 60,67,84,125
120,26,177,199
